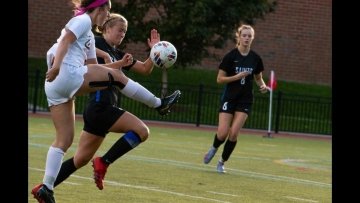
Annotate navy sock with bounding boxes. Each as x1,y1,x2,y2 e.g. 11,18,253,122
102,131,141,165
213,134,225,148
54,157,77,187
221,140,237,161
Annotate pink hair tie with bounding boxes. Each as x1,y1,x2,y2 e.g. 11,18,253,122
74,0,109,16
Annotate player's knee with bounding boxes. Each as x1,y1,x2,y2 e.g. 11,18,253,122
137,126,150,142
228,133,239,141
89,72,126,89
124,131,143,148
73,154,91,168
54,137,74,152
108,72,126,89
217,130,228,140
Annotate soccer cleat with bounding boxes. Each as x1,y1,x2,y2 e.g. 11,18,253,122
31,184,56,203
156,90,181,116
203,146,217,164
92,157,109,190
217,160,226,173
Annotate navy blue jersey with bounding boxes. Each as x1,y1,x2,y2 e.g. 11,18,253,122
219,48,264,103
88,36,137,106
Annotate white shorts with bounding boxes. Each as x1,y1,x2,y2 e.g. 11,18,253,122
45,62,88,106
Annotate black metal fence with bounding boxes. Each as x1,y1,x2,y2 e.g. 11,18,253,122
29,70,332,135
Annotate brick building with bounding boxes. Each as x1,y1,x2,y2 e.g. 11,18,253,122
28,0,331,85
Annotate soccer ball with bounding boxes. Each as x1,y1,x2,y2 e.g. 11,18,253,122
150,41,177,68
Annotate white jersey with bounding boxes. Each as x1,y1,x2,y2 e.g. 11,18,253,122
45,14,96,106
47,14,96,68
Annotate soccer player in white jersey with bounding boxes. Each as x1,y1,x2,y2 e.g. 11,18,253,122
31,1,180,202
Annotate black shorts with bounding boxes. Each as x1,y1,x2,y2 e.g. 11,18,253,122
218,100,252,116
83,102,125,137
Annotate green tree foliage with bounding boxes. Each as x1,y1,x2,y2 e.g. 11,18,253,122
112,0,277,68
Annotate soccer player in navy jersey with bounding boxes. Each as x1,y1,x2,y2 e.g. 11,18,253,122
203,24,268,173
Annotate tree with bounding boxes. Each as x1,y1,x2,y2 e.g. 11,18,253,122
112,0,277,68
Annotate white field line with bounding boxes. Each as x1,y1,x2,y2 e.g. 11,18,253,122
29,143,331,189
275,159,331,171
62,181,82,185
29,167,230,203
283,196,319,202
206,191,239,197
112,154,331,188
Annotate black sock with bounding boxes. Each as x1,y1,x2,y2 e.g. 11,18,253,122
54,157,77,188
213,134,225,148
221,140,237,162
102,131,141,165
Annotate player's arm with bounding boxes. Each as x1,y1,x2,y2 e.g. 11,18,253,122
86,51,133,69
216,69,250,84
254,72,268,93
129,29,160,75
46,29,76,82
102,53,133,69
130,58,154,75
96,48,112,64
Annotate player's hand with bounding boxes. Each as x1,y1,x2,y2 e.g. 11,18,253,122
104,54,112,64
147,29,160,48
46,66,60,82
259,84,268,94
122,53,134,67
237,71,251,79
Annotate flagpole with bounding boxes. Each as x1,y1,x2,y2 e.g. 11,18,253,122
264,70,274,138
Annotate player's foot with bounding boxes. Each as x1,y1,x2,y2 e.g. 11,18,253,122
203,146,217,164
92,157,109,190
156,90,181,115
217,160,226,173
31,184,56,203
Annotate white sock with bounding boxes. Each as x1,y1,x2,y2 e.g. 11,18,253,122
121,79,161,108
43,146,65,190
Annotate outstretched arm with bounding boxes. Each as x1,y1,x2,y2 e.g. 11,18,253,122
147,28,161,48
102,53,134,69
131,29,161,75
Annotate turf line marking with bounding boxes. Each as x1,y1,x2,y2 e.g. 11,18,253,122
257,143,277,147
206,191,239,197
275,159,330,171
283,196,318,202
230,168,331,188
62,181,81,185
122,155,331,188
29,167,231,203
29,143,330,188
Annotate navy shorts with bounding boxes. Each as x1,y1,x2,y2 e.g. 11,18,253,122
83,102,125,137
218,100,252,116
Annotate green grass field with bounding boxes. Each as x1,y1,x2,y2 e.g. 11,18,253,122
29,116,331,203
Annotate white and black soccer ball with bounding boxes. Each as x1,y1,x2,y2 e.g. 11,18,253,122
150,41,177,68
